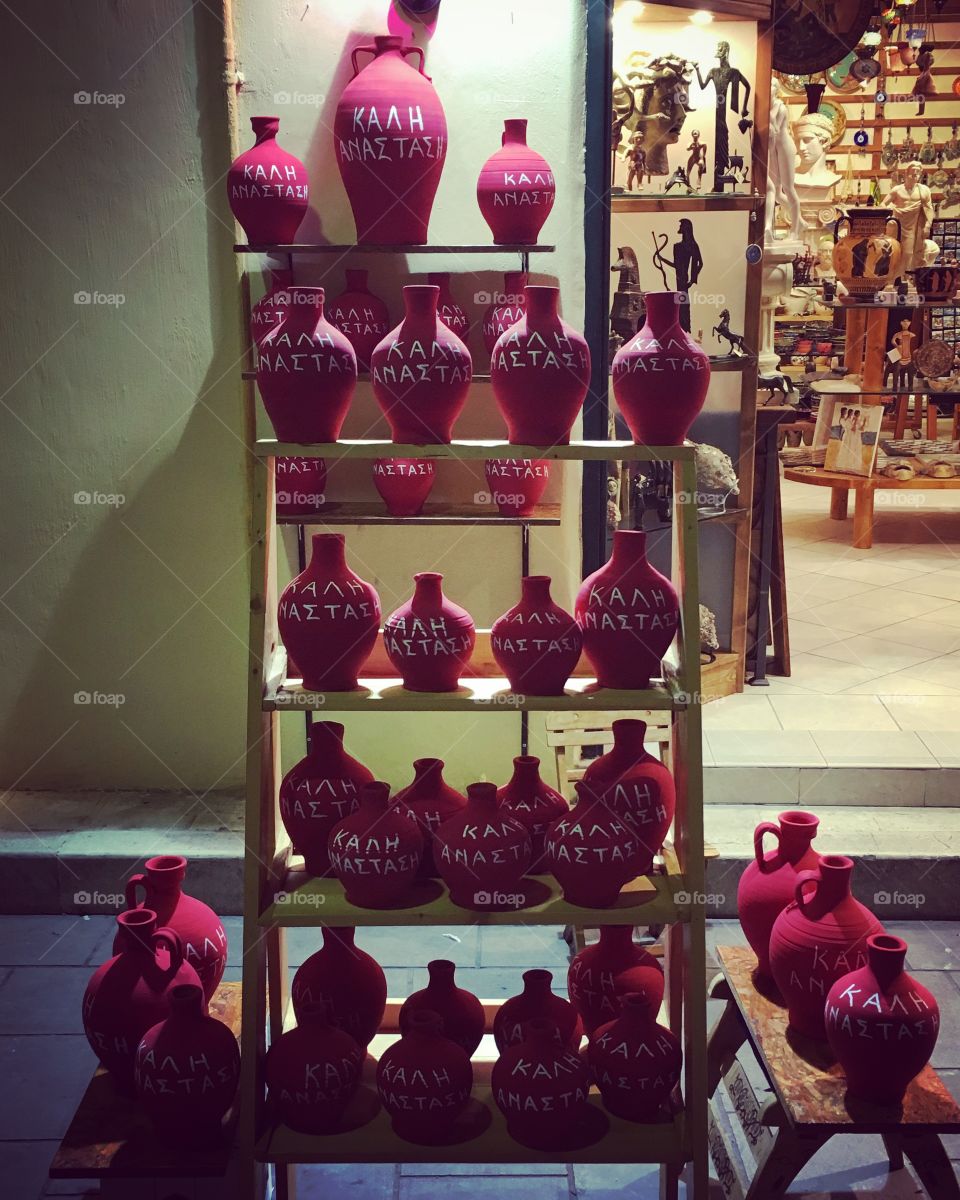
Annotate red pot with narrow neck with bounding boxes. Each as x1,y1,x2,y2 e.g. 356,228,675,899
399,959,485,1055
581,719,675,859
491,576,581,696
114,855,227,1001
769,855,884,1041
589,991,682,1122
228,116,309,244
483,459,550,517
371,285,472,444
491,285,590,446
372,458,436,517
328,269,391,371
426,272,470,343
737,810,821,979
491,1018,591,1150
377,1010,473,1143
493,969,583,1053
266,999,365,1133
434,782,532,910
395,758,466,877
257,286,358,443
251,268,293,347
328,781,423,908
575,530,680,690
612,291,710,445
278,532,381,692
275,456,327,518
383,572,476,692
477,119,556,245
279,721,374,877
292,926,387,1046
482,272,528,354
825,934,939,1105
334,36,447,245
496,754,567,867
545,782,648,907
567,924,664,1035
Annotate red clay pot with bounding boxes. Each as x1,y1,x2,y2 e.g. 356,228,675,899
825,934,939,1105
482,272,528,354
251,268,293,348
334,36,447,245
612,291,710,445
477,119,556,245
589,991,682,1122
371,285,472,444
496,754,567,866
492,1018,590,1149
292,926,387,1046
493,969,582,1053
135,983,239,1144
395,758,466,877
257,286,357,443
115,855,227,1002
399,959,485,1056
228,116,308,245
376,1010,473,1143
545,782,648,907
737,810,821,979
279,721,374,877
266,999,365,1133
328,269,390,371
568,925,664,1035
434,782,532,910
491,285,590,446
275,455,327,518
575,530,680,690
491,576,581,696
427,272,470,343
85,910,203,1090
769,855,884,1041
372,458,436,517
278,532,381,692
383,572,476,692
328,781,424,908
483,459,550,517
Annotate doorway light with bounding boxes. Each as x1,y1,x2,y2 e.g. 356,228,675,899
689,10,714,24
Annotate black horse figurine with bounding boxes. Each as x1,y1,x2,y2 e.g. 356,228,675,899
712,308,749,356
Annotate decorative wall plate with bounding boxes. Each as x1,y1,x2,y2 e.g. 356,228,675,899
801,100,847,148
828,53,862,93
915,339,955,379
772,0,875,75
775,70,825,95
850,56,881,82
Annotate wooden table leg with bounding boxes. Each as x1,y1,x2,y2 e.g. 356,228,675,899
744,1128,830,1200
852,485,875,549
881,1131,905,1172
659,1161,681,1200
829,487,849,520
706,980,748,1096
899,1131,960,1200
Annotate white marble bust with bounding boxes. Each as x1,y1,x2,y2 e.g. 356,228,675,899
793,110,841,195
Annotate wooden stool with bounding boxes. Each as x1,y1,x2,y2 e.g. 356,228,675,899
706,947,960,1200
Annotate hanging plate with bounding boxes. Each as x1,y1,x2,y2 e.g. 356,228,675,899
915,339,955,379
828,52,862,92
772,0,875,75
775,70,825,95
850,56,881,82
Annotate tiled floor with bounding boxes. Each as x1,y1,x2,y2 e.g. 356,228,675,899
1,915,958,1198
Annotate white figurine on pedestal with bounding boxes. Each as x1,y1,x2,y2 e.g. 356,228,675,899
888,162,935,272
765,79,807,245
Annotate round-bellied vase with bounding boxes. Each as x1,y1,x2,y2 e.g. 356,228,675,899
434,782,532,910
372,458,436,517
493,969,582,1053
588,991,682,1122
477,119,556,245
328,269,391,371
491,576,581,696
492,1018,591,1150
426,272,470,343
383,572,476,692
482,271,528,353
399,959,485,1056
832,208,903,299
567,924,664,1035
376,1010,473,1143
292,926,387,1046
545,781,648,907
275,455,327,518
496,754,567,867
328,781,423,908
228,116,308,244
483,458,550,517
394,758,466,877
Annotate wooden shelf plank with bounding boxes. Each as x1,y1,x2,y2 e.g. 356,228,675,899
235,243,556,255
256,438,696,462
611,193,760,211
277,502,562,527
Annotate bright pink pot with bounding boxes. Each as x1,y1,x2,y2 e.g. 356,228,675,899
327,269,391,371
275,455,327,518
292,926,387,1046
427,272,470,343
493,969,582,1053
399,959,485,1056
395,757,466,877
372,458,436,516
477,119,556,246
334,36,447,245
567,924,664,1035
376,1010,473,1143
483,458,550,517
545,782,648,907
482,272,527,354
496,754,567,866
328,781,424,908
251,268,293,347
491,576,581,696
589,992,682,1122
278,532,381,691
492,1018,590,1149
228,117,308,245
434,782,532,910
383,572,476,692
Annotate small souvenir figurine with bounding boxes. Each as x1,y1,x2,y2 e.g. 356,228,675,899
651,220,702,332
610,246,645,348
664,165,693,193
625,131,649,191
889,161,935,272
891,319,917,389
696,41,751,193
687,131,707,190
712,309,749,357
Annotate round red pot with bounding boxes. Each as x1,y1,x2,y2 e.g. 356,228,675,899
477,119,556,246
482,272,527,354
334,36,447,245
825,934,939,1105
278,532,381,692
769,855,885,1041
575,530,680,690
493,969,582,1054
427,272,470,343
383,572,476,692
492,1017,590,1150
371,285,472,444
399,959,485,1056
483,458,550,517
545,782,649,907
279,721,374,877
567,924,664,1035
257,286,358,443
491,576,581,696
737,810,821,979
251,268,293,348
612,291,710,445
376,1010,473,1143
292,926,387,1046
135,983,240,1144
275,456,327,518
491,285,590,446
496,754,567,867
589,991,682,1122
434,782,532,910
395,758,466,877
328,269,390,371
372,458,436,517
114,855,227,1002
228,116,308,245
328,781,423,908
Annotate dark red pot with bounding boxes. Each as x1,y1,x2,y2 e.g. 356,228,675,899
135,983,239,1144
545,782,648,907
434,782,532,910
492,1017,590,1149
376,1010,473,1143
334,36,447,245
228,116,308,245
826,934,939,1105
328,269,390,371
482,272,527,354
372,458,436,516
275,456,327,518
257,287,358,443
477,119,556,246
383,572,476,692
491,576,581,696
491,285,590,446
427,272,470,343
292,926,387,1046
567,925,664,1035
395,758,466,877
399,959,485,1056
278,532,381,691
589,991,682,1122
328,781,423,908
612,291,710,445
266,999,366,1133
575,530,679,690
114,855,226,1002
85,910,203,1090
371,285,472,444
769,855,884,1041
279,721,374,877
483,459,550,517
251,268,293,347
496,754,567,867
493,969,582,1053
737,810,821,979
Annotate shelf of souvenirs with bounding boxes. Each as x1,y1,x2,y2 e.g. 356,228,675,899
784,94,960,106
245,362,754,381
234,243,556,256
276,502,561,528
255,438,697,462
610,191,761,211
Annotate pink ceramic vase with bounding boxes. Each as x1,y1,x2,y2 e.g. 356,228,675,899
483,458,550,517
372,458,436,516
496,754,567,866
477,119,556,245
228,116,309,244
545,782,649,907
434,782,533,910
292,926,387,1046
251,268,293,347
493,968,582,1053
427,272,470,343
482,272,528,353
491,1018,591,1149
589,991,682,1122
376,1010,473,1143
275,455,327,518
395,757,467,877
327,269,391,371
567,924,664,1035
328,781,424,908
399,959,485,1056
383,572,476,692
491,576,582,696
